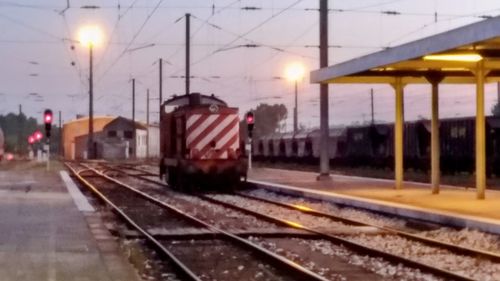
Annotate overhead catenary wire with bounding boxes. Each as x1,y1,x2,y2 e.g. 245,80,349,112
97,0,165,84
184,0,305,70
95,0,141,68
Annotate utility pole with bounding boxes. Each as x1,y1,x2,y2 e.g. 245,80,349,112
370,88,375,125
497,82,500,103
59,110,62,157
132,78,136,123
17,104,22,154
294,80,298,134
317,0,330,180
87,44,94,159
146,89,150,159
88,46,94,158
185,13,190,96
159,58,163,121
132,78,136,159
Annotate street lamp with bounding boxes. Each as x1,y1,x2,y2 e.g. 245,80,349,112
78,25,102,159
284,62,305,134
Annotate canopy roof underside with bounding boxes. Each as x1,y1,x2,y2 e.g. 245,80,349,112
310,16,500,84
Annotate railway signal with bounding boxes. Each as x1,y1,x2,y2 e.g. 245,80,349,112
44,109,53,138
34,131,43,141
246,111,255,171
43,109,52,170
246,112,254,138
28,135,35,145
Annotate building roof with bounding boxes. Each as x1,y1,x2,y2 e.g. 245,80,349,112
63,116,116,126
104,116,147,130
311,16,500,84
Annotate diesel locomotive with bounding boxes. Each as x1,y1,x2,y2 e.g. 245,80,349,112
159,93,247,190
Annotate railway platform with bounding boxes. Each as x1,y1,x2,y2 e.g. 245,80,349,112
0,161,139,281
249,167,500,234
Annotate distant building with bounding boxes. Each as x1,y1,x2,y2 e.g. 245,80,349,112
62,116,115,160
63,116,160,160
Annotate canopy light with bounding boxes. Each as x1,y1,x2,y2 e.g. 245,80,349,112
423,53,483,62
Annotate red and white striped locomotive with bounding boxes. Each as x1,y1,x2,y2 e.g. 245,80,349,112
159,93,247,190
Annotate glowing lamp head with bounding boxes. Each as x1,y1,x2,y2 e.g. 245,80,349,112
28,136,35,144
246,112,254,125
34,131,42,141
6,153,13,161
78,25,103,47
44,109,53,124
284,62,305,82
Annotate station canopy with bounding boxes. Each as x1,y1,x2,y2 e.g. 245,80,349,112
310,16,500,84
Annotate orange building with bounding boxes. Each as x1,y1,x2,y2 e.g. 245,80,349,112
62,116,115,160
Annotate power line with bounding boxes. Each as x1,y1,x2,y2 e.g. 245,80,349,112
160,0,243,69
97,0,165,84
185,0,305,70
95,0,140,68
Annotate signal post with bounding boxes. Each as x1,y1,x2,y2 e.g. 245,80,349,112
44,109,53,171
246,112,254,171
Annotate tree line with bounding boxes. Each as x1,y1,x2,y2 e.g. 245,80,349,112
0,112,61,155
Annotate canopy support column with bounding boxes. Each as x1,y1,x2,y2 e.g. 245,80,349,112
392,77,405,190
475,61,487,200
426,73,444,194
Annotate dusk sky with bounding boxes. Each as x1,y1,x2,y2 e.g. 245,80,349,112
1,0,500,130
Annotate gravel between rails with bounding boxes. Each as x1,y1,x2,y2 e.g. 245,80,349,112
248,237,442,281
210,193,500,280
115,176,444,280
343,233,500,281
420,227,500,253
76,168,309,281
163,239,297,281
121,179,282,231
245,189,407,229
207,194,349,230
245,189,500,254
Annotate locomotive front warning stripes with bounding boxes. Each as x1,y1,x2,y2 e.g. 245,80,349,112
186,113,239,159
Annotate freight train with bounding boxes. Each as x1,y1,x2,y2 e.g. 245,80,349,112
159,93,247,190
252,116,500,176
0,126,3,161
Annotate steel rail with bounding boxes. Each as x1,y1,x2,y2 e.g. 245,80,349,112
110,163,500,263
236,191,500,263
65,163,202,281
76,163,329,281
115,164,158,177
198,195,474,281
97,163,474,281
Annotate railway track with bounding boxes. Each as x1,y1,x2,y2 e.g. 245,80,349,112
89,162,500,280
66,162,328,281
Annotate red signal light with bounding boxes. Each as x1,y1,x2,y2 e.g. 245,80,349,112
246,112,254,124
44,110,53,124
28,135,35,144
34,131,43,141
43,109,53,138
246,112,255,138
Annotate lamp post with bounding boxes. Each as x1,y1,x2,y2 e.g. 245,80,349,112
285,62,305,134
78,25,102,159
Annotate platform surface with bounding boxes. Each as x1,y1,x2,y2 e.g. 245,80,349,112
0,161,139,281
249,167,500,221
